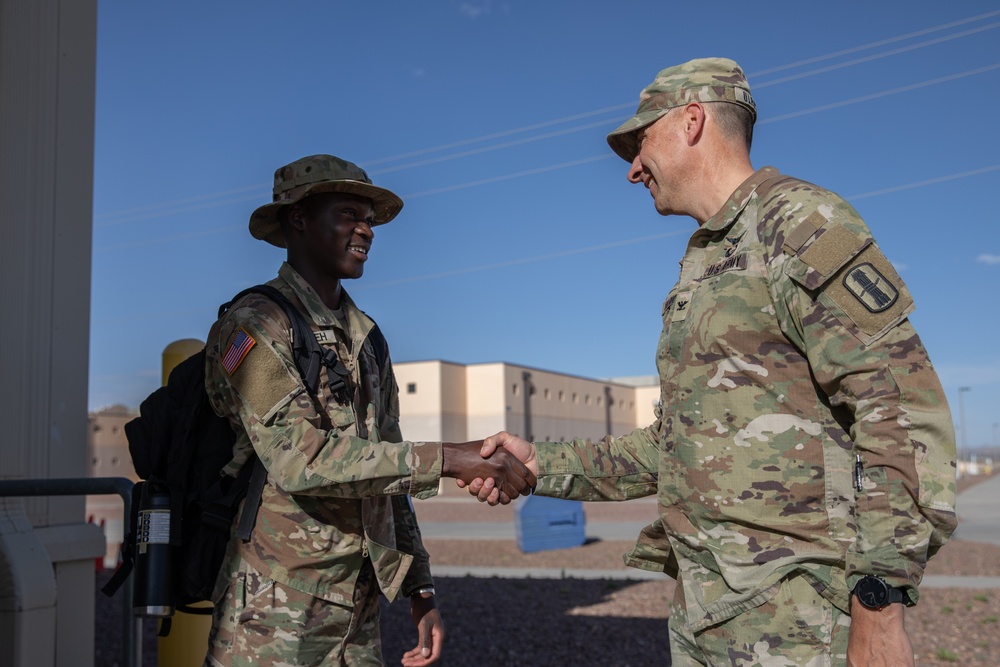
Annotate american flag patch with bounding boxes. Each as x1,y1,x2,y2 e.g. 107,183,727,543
222,328,256,375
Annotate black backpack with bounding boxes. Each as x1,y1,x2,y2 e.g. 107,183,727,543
101,284,387,631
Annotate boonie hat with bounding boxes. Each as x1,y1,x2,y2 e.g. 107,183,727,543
249,154,404,248
606,57,756,162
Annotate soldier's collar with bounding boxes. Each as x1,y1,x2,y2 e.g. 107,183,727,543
700,166,780,233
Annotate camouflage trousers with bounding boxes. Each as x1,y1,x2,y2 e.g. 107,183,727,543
668,574,851,666
204,556,383,667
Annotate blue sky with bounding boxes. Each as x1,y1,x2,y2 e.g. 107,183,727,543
90,1,1000,451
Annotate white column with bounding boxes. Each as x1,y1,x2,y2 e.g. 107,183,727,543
0,0,100,666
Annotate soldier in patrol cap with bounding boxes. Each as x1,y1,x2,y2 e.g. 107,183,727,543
469,58,957,665
203,154,536,667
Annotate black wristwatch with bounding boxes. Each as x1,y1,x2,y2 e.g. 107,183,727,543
852,575,907,610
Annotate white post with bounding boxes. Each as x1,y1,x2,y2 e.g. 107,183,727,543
0,0,101,665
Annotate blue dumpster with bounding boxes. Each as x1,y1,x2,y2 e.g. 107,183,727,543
514,495,586,553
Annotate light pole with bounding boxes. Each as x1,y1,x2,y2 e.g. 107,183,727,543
993,422,998,464
958,387,971,465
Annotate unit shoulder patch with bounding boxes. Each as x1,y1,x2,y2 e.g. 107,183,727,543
842,263,898,313
823,244,913,342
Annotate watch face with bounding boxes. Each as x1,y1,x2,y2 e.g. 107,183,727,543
856,576,889,609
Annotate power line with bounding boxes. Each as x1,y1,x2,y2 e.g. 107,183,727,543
92,62,1000,251
760,63,1000,123
348,165,1000,292
352,229,691,290
753,21,1000,89
362,102,635,167
93,11,998,227
848,165,1000,200
94,225,244,253
93,164,1000,323
95,182,269,224
371,119,616,175
403,155,612,199
750,9,1000,77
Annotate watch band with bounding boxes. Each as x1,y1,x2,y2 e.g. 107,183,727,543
852,575,908,610
885,585,905,605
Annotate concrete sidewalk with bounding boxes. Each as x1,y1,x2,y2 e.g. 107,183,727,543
429,565,1000,589
420,472,999,543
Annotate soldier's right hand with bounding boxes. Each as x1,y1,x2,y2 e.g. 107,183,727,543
441,440,536,505
456,432,538,505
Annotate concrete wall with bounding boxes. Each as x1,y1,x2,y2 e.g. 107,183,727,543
0,1,105,665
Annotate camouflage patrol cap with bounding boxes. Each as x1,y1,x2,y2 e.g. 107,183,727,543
606,57,756,162
249,154,404,248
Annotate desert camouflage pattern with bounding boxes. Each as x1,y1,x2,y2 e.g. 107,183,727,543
206,557,383,666
669,573,852,665
534,167,957,635
205,262,440,616
607,57,757,162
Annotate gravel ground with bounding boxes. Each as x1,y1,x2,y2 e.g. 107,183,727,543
96,473,1000,666
375,540,1000,667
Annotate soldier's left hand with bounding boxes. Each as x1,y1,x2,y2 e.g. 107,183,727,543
403,593,444,666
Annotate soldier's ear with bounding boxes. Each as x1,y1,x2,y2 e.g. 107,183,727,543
285,204,307,232
681,102,706,145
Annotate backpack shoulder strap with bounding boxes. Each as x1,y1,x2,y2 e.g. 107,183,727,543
220,284,323,394
218,284,326,541
366,320,389,374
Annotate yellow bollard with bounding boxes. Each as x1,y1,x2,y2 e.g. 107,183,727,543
161,339,205,386
158,339,214,667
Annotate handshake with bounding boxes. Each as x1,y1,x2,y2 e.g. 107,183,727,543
441,431,537,505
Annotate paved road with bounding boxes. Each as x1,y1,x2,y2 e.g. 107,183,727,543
422,474,998,543
953,471,1000,546
421,473,1000,587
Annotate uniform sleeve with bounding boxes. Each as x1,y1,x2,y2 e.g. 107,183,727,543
206,299,442,500
378,354,434,593
767,201,957,601
534,421,661,501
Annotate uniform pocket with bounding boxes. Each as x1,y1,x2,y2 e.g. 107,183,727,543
237,563,276,625
364,536,413,602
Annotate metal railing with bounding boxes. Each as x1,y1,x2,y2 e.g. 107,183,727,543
0,477,139,667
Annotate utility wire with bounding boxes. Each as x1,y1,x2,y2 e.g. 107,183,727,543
94,11,999,227
749,9,1000,77
760,63,1000,124
93,62,1000,251
93,164,1000,320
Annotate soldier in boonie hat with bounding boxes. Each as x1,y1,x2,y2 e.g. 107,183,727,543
249,153,404,248
204,149,538,667
606,57,756,163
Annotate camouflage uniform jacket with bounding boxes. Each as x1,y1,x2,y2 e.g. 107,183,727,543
534,167,957,631
205,262,443,607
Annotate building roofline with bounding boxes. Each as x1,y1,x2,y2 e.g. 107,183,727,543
394,359,657,388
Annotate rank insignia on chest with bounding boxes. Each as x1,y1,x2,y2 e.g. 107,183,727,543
724,232,746,258
671,291,693,322
843,263,899,313
222,327,256,375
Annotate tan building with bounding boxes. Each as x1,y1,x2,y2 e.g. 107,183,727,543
85,362,660,550
394,360,659,496
86,405,139,567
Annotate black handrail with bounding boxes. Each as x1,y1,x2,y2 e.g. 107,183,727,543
0,477,139,667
